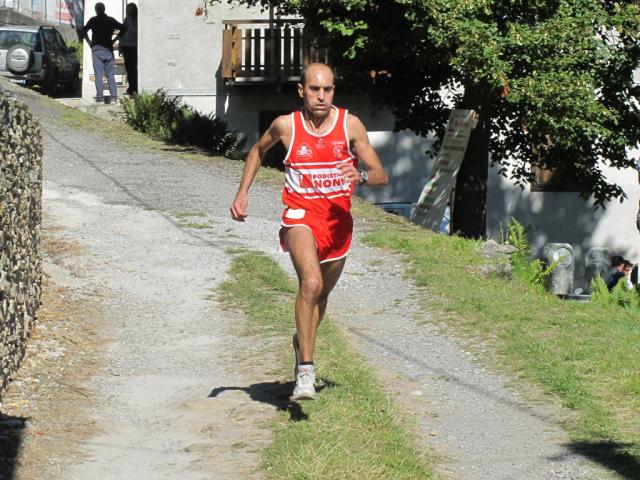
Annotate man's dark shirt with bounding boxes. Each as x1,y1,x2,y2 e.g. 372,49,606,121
604,268,625,291
83,13,125,51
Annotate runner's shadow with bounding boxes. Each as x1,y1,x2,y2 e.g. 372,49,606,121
0,414,29,480
565,440,640,480
208,378,338,422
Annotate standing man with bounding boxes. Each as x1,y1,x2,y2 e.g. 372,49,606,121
78,2,126,104
230,63,388,400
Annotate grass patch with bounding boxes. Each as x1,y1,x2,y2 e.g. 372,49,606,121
351,201,640,475
168,211,213,229
255,165,284,185
177,221,212,229
218,249,435,479
172,211,207,219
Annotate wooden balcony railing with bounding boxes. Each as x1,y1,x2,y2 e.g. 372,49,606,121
221,19,327,84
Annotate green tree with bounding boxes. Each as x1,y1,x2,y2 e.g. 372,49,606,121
206,0,640,237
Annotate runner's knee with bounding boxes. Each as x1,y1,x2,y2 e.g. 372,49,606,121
318,291,330,306
299,275,323,301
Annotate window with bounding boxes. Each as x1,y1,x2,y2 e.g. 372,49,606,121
43,29,64,54
530,165,581,192
0,31,40,51
529,135,581,192
53,30,68,53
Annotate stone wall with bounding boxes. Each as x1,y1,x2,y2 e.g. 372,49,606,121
0,87,43,400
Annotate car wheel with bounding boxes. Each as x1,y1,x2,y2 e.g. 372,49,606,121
46,69,59,96
6,44,35,74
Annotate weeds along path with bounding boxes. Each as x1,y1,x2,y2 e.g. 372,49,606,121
8,83,606,479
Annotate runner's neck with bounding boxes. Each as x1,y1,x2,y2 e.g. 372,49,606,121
302,107,336,135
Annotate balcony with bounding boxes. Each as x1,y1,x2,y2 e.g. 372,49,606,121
221,19,327,85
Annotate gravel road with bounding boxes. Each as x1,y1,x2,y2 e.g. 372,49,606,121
4,82,610,479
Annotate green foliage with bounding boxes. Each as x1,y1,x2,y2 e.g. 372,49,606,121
506,218,556,290
204,0,640,206
591,275,640,309
590,276,612,305
121,89,241,155
65,39,83,66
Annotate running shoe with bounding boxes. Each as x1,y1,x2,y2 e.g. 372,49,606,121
293,334,319,388
291,364,316,401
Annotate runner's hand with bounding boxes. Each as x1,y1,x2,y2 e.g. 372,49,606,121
230,195,248,222
336,162,362,184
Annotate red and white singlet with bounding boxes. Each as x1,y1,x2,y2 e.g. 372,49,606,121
279,106,357,263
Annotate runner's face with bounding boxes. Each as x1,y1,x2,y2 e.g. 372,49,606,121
298,67,335,120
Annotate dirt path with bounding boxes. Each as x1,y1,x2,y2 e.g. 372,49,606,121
2,83,610,479
41,184,277,480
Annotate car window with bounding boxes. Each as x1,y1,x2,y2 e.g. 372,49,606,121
30,32,43,52
47,29,67,53
42,29,58,53
0,31,40,51
53,30,68,53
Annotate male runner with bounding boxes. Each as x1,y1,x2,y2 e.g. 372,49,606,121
230,63,388,400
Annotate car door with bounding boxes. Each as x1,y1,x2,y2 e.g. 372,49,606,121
27,30,44,75
52,29,75,81
42,28,63,76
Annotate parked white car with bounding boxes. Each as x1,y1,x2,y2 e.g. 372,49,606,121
0,25,80,95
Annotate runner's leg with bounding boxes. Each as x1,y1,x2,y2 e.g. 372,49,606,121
284,226,322,363
318,258,346,323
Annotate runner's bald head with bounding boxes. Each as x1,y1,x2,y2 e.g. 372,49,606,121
300,63,335,86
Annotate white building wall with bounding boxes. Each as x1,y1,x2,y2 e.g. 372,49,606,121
138,2,268,100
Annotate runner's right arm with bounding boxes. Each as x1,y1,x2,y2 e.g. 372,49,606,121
230,116,289,221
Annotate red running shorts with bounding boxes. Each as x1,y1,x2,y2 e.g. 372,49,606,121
279,207,353,263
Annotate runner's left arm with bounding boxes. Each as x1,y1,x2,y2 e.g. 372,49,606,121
338,114,388,187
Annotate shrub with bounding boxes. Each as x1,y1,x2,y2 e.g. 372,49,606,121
591,275,640,309
121,89,241,156
506,218,557,290
65,39,83,66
